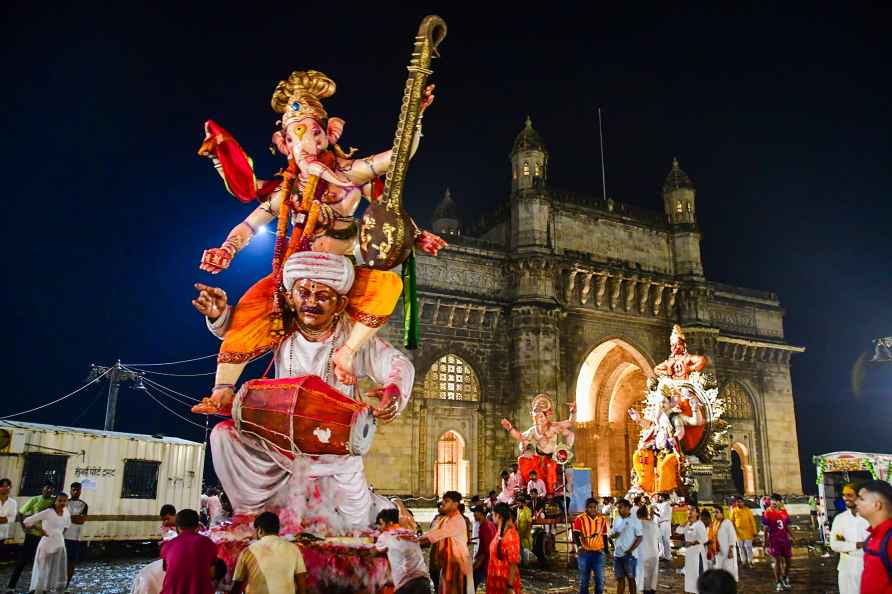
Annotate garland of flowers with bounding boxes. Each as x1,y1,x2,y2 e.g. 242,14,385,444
865,458,878,479
815,457,828,486
269,160,299,338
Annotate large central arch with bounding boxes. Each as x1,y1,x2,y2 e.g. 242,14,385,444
574,338,654,496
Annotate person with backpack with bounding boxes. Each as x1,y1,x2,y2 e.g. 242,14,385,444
855,479,892,594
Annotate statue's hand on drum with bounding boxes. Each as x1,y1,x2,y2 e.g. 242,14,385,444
366,384,401,422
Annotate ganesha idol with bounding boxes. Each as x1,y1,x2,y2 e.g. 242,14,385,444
501,395,576,496
629,324,718,495
190,68,447,416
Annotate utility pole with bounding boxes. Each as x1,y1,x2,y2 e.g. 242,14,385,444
88,361,144,431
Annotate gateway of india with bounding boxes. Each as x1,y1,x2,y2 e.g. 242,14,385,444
366,117,804,499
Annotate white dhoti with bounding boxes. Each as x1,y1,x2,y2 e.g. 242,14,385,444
659,521,672,559
838,558,864,594
211,420,391,531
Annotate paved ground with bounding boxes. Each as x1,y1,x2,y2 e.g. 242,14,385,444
0,546,840,593
521,548,840,593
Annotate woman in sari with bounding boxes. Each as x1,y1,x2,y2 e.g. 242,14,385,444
487,502,521,594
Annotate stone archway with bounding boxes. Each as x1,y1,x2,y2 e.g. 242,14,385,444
730,441,755,495
574,339,654,496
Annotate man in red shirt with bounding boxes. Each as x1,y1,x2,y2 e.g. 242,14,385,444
472,505,497,589
762,493,793,591
161,509,220,594
856,480,892,594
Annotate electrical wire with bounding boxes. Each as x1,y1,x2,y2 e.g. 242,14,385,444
128,367,217,377
142,385,208,430
120,353,218,367
135,375,201,403
0,368,112,420
140,377,200,407
69,382,108,426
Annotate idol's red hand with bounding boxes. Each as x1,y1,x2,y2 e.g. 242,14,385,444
415,230,447,256
367,384,401,422
200,247,233,274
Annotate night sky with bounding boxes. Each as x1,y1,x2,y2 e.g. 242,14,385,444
3,4,889,491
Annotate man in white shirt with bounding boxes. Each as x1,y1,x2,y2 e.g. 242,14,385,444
376,508,431,594
829,483,870,594
65,482,88,588
527,471,547,499
653,493,673,560
0,478,18,542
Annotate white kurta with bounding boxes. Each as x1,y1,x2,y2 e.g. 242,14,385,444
829,509,870,594
635,519,661,591
0,497,18,541
24,507,70,594
712,519,738,581
677,520,707,594
656,500,673,559
208,310,414,530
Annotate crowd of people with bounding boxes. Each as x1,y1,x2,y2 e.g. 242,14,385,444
0,478,88,594
3,474,892,593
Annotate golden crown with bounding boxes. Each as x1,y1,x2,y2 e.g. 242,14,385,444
271,70,336,126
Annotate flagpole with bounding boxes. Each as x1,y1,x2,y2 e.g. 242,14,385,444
598,107,608,201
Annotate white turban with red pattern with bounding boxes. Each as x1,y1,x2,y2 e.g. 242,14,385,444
282,251,354,294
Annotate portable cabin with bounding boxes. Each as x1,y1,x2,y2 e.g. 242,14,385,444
813,450,892,542
0,421,205,542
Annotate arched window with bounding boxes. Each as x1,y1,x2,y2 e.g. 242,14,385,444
676,201,683,214
721,382,754,419
534,162,542,176
424,354,480,401
522,161,530,176
435,431,469,495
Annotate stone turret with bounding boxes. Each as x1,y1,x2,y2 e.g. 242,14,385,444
663,158,704,278
510,116,548,192
431,188,461,237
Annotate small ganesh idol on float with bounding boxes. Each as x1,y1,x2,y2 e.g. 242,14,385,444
629,324,716,495
500,395,576,497
190,66,446,415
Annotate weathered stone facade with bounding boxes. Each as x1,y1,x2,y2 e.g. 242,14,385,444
364,119,804,499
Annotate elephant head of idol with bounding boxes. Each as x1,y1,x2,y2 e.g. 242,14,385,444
270,70,354,188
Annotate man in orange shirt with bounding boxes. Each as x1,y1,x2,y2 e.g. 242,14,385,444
418,491,473,594
573,497,609,594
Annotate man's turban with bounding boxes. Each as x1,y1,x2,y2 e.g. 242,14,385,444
283,251,354,295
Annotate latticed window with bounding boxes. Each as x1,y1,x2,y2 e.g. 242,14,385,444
424,354,480,401
722,382,754,419
523,161,530,176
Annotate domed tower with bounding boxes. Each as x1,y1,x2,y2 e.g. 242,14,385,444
431,187,461,237
510,116,548,192
662,158,703,278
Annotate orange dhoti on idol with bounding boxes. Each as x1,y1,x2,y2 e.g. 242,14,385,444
655,450,681,493
218,267,402,364
633,448,657,494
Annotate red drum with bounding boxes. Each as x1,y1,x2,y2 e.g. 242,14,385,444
233,376,376,457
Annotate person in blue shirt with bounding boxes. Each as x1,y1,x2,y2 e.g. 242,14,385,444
609,499,643,594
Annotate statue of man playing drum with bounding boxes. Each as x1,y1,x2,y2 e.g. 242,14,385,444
192,251,414,531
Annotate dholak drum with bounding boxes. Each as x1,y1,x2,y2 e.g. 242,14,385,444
232,376,376,457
